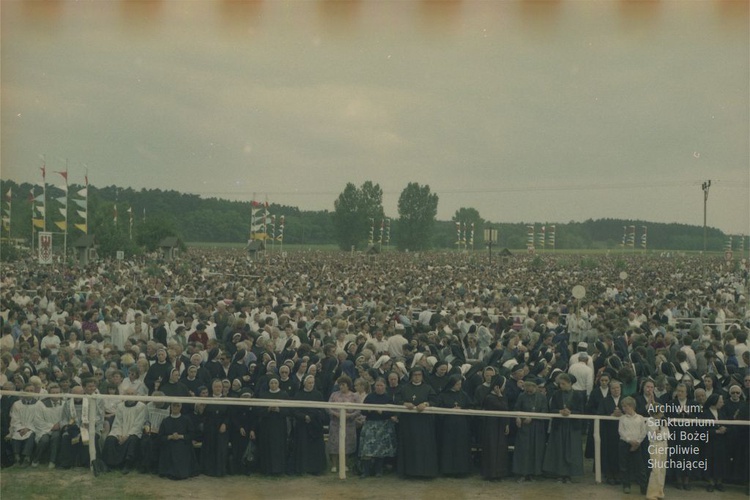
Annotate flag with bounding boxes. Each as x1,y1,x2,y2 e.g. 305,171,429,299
34,194,45,203
58,208,67,219
114,204,118,224
39,232,53,264
74,223,87,233
4,187,11,200
77,187,87,198
628,225,636,248
77,210,87,220
72,198,87,209
40,164,46,181
56,170,68,183
56,196,68,206
33,219,44,229
54,221,67,231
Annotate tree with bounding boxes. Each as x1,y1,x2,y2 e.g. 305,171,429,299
332,181,384,250
396,182,438,251
136,214,180,251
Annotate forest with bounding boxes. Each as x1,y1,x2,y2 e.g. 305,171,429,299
0,180,733,256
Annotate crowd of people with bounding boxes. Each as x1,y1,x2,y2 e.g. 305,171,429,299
1,248,749,495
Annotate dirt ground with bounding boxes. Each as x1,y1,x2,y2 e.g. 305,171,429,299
2,463,749,500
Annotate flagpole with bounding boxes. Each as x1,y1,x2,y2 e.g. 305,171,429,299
30,187,35,254
42,157,47,231
63,160,68,261
6,188,11,241
84,168,88,235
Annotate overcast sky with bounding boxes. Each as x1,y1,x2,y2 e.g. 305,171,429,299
2,0,748,234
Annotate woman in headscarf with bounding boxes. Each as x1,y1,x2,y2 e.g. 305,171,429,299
701,393,729,492
291,375,327,475
434,373,473,476
277,363,297,396
542,373,585,483
144,347,172,394
386,371,401,401
472,366,497,407
292,359,309,388
326,375,360,472
724,383,749,485
394,366,438,478
228,389,255,476
160,369,190,402
429,360,452,393
257,376,289,475
200,378,229,477
359,377,397,478
227,349,250,386
481,374,510,481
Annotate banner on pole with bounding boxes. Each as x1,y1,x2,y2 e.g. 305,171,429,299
39,232,53,264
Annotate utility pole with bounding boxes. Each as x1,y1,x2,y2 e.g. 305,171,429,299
702,180,711,252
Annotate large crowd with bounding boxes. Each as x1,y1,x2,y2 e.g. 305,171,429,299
1,248,749,497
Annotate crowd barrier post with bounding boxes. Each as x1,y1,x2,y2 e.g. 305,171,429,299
593,418,601,484
88,400,97,469
339,408,347,480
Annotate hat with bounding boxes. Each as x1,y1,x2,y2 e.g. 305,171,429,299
395,323,405,331
577,342,588,350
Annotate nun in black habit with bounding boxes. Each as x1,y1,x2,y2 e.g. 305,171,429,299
291,375,327,475
394,366,438,478
200,379,230,477
434,373,473,476
228,389,256,475
480,374,510,480
257,376,290,475
158,402,197,480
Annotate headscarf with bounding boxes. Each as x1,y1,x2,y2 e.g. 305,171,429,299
340,359,357,380
704,393,721,411
491,374,507,392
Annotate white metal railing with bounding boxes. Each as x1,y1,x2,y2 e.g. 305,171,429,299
2,390,748,482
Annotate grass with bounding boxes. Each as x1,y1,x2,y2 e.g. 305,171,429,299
185,242,340,252
1,468,155,500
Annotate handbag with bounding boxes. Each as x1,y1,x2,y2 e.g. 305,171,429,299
242,440,257,464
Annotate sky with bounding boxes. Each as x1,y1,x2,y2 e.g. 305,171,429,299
2,0,748,235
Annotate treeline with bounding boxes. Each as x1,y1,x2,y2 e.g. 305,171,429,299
0,180,731,251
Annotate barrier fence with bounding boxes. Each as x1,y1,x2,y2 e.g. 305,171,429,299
2,390,748,482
